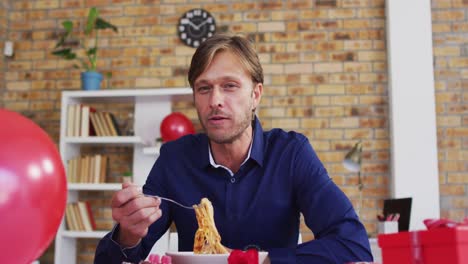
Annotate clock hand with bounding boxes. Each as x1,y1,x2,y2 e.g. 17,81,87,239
181,18,199,30
188,20,199,30
196,18,211,30
194,17,214,31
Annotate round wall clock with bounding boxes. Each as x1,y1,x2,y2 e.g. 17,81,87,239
178,9,216,48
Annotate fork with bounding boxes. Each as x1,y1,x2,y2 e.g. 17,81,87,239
144,194,194,210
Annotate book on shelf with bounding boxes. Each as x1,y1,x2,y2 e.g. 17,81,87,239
80,105,97,137
75,157,81,183
81,105,90,137
86,155,93,183
108,112,122,136
99,155,108,183
67,103,121,137
84,201,97,230
98,112,112,136
92,154,99,183
99,112,121,136
66,104,81,137
66,158,74,183
72,203,85,231
74,104,81,137
67,154,108,183
103,112,117,136
80,156,87,183
64,204,76,230
66,105,74,137
77,202,93,231
65,201,96,231
92,112,105,136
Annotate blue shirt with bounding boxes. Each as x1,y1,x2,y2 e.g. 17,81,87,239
95,118,373,263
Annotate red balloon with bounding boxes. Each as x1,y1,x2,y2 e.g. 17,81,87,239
160,112,195,142
0,109,67,264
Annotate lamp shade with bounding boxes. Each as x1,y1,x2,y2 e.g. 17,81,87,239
343,141,362,172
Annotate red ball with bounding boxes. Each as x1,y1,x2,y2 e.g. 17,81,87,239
0,109,67,264
160,112,195,142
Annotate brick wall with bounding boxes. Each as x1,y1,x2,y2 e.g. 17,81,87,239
432,0,468,221
0,1,7,109
0,0,466,263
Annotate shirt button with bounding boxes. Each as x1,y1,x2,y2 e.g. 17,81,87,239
230,178,236,183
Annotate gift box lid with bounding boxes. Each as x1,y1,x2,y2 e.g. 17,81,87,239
378,227,468,248
377,231,418,248
420,226,468,246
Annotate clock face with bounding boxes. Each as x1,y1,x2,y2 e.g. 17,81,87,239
178,9,216,48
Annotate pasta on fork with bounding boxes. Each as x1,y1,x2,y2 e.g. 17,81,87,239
193,198,229,254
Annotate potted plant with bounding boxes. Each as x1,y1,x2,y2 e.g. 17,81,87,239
52,7,118,90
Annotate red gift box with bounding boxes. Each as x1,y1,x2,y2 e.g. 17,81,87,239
228,249,259,264
378,226,468,264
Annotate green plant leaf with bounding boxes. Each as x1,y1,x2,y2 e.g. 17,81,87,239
95,18,118,32
87,47,97,56
105,72,112,78
55,21,73,48
51,48,76,60
80,59,91,71
62,21,73,33
64,53,77,60
52,7,118,72
85,7,98,35
52,48,72,57
55,36,66,48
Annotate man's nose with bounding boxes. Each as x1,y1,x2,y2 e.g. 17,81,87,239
209,87,223,108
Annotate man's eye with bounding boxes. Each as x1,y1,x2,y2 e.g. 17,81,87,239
224,83,238,89
197,86,210,93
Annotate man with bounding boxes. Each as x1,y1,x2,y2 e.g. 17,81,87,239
95,34,373,263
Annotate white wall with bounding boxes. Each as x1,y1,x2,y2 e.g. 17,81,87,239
386,0,440,230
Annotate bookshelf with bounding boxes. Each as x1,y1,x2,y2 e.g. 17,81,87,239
54,88,192,264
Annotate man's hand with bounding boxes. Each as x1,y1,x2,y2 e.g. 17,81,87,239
111,182,162,248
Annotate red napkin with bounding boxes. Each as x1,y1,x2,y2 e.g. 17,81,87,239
423,217,468,229
228,249,259,264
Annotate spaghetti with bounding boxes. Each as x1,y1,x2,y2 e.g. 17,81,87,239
193,198,229,254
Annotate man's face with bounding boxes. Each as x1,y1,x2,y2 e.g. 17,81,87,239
193,51,262,144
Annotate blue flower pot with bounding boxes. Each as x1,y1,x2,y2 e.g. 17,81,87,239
81,71,103,90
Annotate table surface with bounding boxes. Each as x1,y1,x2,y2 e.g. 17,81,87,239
370,238,382,263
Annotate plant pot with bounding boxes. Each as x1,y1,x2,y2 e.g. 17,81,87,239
81,71,103,90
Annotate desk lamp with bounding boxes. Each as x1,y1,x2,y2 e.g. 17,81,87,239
343,141,363,215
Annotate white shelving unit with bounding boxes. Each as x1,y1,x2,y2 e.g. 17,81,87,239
64,136,143,144
54,88,192,264
68,183,122,191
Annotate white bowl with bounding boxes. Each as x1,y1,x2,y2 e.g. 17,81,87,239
165,251,269,264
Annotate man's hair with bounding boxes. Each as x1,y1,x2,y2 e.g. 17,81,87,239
188,33,264,88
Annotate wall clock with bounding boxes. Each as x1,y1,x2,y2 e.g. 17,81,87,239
178,9,216,48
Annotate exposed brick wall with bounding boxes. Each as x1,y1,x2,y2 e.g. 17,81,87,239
432,0,468,221
0,1,7,109
256,0,389,236
3,1,388,262
0,0,466,263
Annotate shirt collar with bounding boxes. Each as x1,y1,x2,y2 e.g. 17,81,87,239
199,116,265,168
250,116,264,166
208,140,253,176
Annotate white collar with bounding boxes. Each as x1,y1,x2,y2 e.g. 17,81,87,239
208,137,254,177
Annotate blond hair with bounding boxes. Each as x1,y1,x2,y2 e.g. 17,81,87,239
188,33,264,88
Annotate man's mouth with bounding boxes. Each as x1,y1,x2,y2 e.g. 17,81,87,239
207,115,229,126
209,115,226,121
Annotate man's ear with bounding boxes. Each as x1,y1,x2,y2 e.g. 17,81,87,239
252,82,263,110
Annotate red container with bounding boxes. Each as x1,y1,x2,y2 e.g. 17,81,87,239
378,226,468,264
378,231,421,264
420,226,468,264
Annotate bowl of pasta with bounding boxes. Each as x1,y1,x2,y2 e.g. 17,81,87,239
168,198,268,263
165,251,269,264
